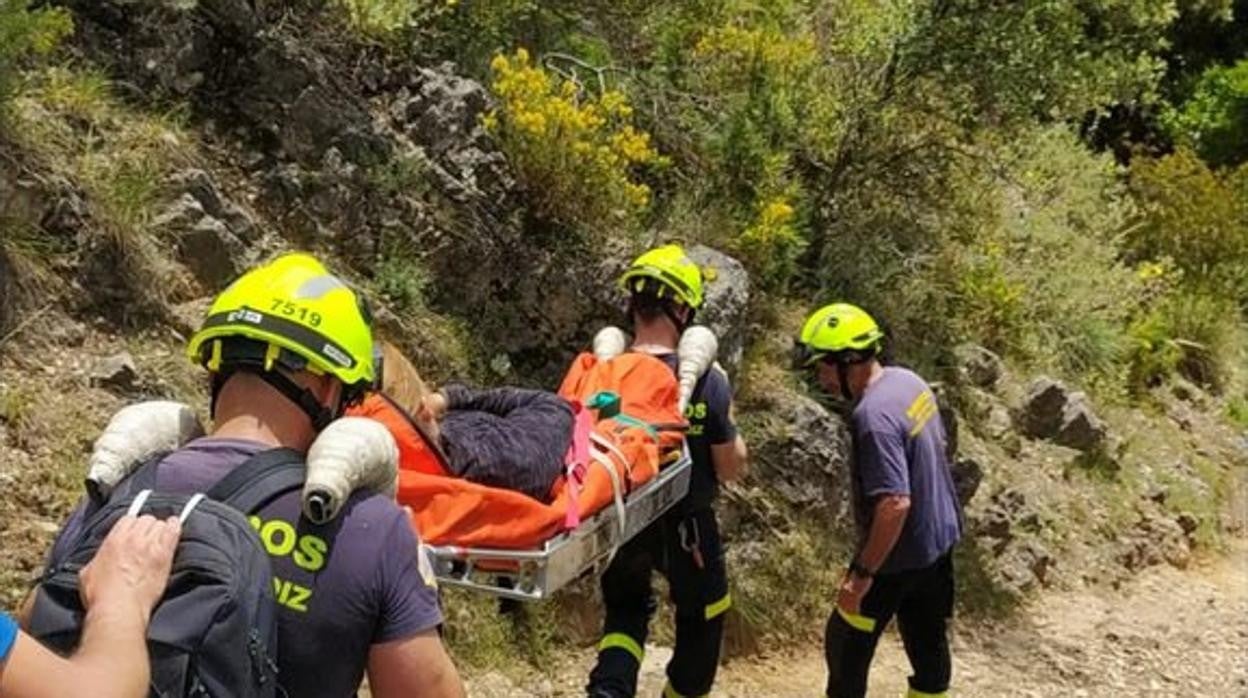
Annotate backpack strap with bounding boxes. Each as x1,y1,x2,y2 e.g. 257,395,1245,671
207,448,307,516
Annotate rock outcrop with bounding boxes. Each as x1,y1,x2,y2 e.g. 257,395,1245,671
1018,377,1109,453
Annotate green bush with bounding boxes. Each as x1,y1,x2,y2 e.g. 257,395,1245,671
332,0,412,36
1163,59,1248,167
1128,149,1248,310
1128,289,1243,393
1229,395,1248,429
0,0,71,111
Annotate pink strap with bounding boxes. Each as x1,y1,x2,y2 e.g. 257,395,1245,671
563,400,594,530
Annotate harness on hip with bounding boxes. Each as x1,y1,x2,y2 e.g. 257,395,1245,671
678,516,705,571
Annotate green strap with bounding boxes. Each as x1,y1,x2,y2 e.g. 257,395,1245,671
586,391,660,440
612,412,660,440
906,689,949,698
587,391,622,418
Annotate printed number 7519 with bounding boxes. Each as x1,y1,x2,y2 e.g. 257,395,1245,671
271,299,323,327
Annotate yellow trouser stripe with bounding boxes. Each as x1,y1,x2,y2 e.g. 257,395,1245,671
663,682,708,698
598,632,644,663
705,593,732,620
836,606,877,633
906,689,948,698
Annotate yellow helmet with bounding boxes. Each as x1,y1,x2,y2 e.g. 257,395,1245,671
187,252,375,397
619,244,705,310
795,303,884,366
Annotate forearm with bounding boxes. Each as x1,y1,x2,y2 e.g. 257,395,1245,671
855,496,910,573
712,435,748,483
72,603,150,697
1,605,148,698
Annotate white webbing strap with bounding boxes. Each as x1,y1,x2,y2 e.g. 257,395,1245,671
591,432,634,481
126,489,153,517
178,493,207,523
590,436,628,537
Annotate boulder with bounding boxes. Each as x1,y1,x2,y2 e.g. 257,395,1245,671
996,539,1055,593
91,352,140,393
1118,513,1192,570
153,193,207,231
1056,396,1108,452
1018,377,1108,452
178,217,245,289
392,63,516,211
954,343,1004,390
686,245,750,377
1018,377,1068,438
951,457,984,506
154,193,245,289
746,393,853,530
169,297,213,338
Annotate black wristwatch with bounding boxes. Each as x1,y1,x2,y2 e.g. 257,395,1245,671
849,560,875,579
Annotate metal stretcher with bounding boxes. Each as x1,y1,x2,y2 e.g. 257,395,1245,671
424,448,693,602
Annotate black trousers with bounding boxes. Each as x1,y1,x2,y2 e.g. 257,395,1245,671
587,507,730,698
825,553,955,698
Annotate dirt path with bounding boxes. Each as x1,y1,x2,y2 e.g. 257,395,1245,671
463,538,1248,697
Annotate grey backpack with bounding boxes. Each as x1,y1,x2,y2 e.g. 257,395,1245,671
27,449,306,697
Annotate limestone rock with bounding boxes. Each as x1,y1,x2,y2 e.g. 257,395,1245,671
91,352,140,393
951,457,984,506
748,393,853,529
954,343,1004,390
686,245,750,377
1018,377,1108,453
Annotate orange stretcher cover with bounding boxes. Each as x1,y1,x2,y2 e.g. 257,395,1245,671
354,352,685,550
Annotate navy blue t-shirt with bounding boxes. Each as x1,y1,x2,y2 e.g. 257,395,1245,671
657,354,737,510
851,367,962,574
51,438,443,698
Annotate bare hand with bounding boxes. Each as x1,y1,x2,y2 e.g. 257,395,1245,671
423,392,448,420
836,572,873,616
79,514,181,622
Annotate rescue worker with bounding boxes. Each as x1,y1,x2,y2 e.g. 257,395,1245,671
46,253,464,698
587,244,749,698
1,515,179,698
793,303,962,698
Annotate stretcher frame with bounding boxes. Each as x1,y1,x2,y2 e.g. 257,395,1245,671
424,447,693,601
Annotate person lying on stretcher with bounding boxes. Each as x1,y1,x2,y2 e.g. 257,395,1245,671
365,341,573,503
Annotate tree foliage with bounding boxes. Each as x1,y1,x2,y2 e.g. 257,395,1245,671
1163,59,1248,166
403,0,1246,393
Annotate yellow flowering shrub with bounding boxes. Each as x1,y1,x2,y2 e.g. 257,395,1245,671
739,194,805,288
483,48,666,229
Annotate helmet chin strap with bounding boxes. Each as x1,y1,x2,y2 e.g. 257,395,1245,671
212,366,337,432
259,370,337,431
663,304,694,335
836,360,854,402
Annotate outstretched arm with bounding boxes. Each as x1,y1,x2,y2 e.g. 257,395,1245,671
2,515,180,698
